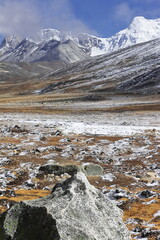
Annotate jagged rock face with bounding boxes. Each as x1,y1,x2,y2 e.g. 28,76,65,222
1,36,21,49
0,173,130,240
0,38,88,63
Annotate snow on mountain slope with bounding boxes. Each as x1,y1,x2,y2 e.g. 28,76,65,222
0,35,22,49
0,16,160,62
32,16,160,56
0,35,22,58
103,16,160,54
79,16,160,56
40,38,160,95
0,38,88,63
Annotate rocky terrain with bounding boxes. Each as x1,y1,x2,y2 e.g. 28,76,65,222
0,111,159,239
0,172,130,240
0,17,159,239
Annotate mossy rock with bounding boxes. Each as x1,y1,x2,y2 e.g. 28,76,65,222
82,164,103,176
39,164,80,176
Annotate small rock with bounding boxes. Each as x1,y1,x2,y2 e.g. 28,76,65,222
82,163,104,176
138,190,156,199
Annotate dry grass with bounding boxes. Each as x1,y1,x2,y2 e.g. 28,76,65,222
0,189,50,214
0,137,21,144
0,108,159,239
0,91,159,115
123,198,160,228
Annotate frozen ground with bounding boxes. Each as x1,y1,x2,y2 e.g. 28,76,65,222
0,111,159,136
0,112,159,239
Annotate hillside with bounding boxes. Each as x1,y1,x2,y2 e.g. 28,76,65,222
38,38,160,96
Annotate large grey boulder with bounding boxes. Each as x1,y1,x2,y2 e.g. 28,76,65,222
0,172,131,240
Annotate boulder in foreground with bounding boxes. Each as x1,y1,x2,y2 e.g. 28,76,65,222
0,172,130,240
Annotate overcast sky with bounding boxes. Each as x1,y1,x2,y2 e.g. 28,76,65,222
0,0,160,42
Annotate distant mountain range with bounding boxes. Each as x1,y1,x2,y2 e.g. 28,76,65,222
0,16,160,63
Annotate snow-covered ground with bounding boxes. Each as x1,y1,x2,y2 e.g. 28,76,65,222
0,112,159,239
0,112,159,137
60,122,160,136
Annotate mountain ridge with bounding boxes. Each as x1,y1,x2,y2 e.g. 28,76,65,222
0,16,160,63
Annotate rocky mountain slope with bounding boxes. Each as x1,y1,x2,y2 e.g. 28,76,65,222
0,61,64,82
37,38,160,96
0,16,160,63
0,37,88,64
0,38,159,98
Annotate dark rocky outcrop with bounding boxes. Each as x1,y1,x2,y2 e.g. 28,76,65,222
0,172,130,240
39,163,80,176
39,163,104,177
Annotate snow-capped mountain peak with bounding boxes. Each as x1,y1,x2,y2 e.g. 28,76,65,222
95,16,160,56
0,35,22,49
0,16,160,62
129,16,148,29
128,16,160,38
33,29,61,43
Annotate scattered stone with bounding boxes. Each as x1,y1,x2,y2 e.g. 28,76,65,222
102,173,116,181
25,179,35,188
140,228,160,239
59,138,71,142
14,125,20,129
138,190,156,199
0,158,12,166
106,188,130,200
82,163,104,176
0,190,15,197
51,130,62,136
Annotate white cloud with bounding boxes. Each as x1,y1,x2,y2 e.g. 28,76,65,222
0,0,40,36
0,0,96,37
113,2,160,26
113,2,135,24
42,0,97,34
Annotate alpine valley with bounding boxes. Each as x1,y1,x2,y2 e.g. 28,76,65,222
0,16,160,240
